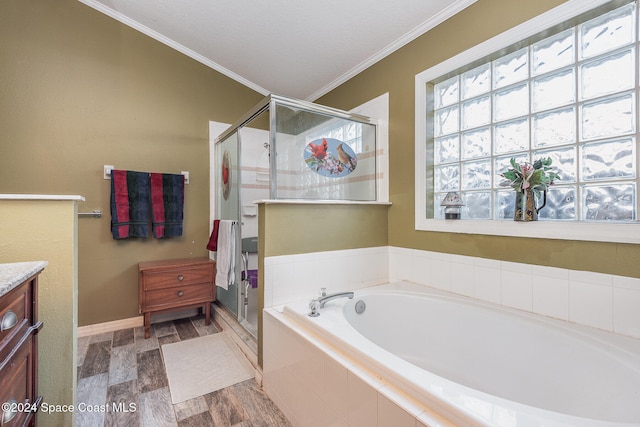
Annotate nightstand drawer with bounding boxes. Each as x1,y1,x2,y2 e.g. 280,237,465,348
144,283,213,310
142,266,214,291
0,281,30,349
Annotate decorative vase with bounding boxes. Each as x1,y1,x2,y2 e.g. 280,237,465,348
514,189,546,221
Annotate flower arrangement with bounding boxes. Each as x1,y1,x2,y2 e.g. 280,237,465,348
500,157,560,197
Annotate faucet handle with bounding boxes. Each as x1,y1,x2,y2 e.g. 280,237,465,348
309,298,320,317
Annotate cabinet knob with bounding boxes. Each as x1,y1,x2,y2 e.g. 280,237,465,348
177,275,184,281
2,398,17,424
1,310,18,332
177,290,184,297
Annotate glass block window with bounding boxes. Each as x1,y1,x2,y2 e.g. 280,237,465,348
428,2,638,222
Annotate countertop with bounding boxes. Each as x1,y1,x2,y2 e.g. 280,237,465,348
0,261,48,297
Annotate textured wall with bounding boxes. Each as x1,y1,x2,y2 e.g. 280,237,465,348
0,0,263,325
0,199,79,427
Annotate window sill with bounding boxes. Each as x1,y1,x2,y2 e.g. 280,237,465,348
415,217,640,244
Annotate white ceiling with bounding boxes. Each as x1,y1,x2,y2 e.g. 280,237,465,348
79,0,476,101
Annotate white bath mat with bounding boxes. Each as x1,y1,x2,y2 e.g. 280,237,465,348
161,333,254,404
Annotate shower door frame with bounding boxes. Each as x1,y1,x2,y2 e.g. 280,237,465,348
213,93,377,326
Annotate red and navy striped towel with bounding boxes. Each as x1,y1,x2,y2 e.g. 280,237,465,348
150,173,185,238
110,170,151,239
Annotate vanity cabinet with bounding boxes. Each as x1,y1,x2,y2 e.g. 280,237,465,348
138,258,216,338
0,266,44,427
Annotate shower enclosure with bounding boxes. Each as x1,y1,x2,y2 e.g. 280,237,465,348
212,94,378,338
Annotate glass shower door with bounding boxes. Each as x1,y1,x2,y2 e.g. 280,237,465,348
215,131,240,317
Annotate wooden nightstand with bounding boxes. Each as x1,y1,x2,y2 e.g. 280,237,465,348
138,258,216,339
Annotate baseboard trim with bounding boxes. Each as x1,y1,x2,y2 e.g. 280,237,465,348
77,316,143,337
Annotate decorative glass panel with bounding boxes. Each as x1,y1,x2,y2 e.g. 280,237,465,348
581,138,636,181
580,49,634,100
434,135,459,164
579,3,635,59
583,183,635,221
581,93,635,141
427,3,640,222
464,191,491,219
495,189,515,220
461,64,490,100
494,118,529,154
539,187,576,220
534,146,577,183
434,105,459,137
532,29,575,76
494,83,529,121
462,160,491,190
434,76,459,108
493,47,528,89
461,127,491,160
532,68,575,112
532,107,576,147
434,164,459,191
461,95,490,130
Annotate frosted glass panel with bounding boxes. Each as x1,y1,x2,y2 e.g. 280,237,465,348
434,105,459,137
581,138,636,181
434,76,459,108
580,49,634,100
493,48,528,89
580,3,635,59
434,164,459,191
434,135,459,164
494,118,529,154
581,93,635,141
462,160,491,190
461,64,490,100
532,107,576,147
532,68,575,112
583,183,635,221
461,96,490,130
532,29,575,76
464,191,491,219
539,187,576,220
461,127,491,160
494,83,529,121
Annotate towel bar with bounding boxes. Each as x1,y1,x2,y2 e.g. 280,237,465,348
78,209,102,218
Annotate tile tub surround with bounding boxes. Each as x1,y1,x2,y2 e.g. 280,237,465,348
263,246,389,308
263,246,640,339
388,246,640,339
0,261,47,296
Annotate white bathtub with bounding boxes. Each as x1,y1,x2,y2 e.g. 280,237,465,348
264,282,640,427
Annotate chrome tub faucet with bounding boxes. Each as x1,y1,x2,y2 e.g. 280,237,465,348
309,291,354,317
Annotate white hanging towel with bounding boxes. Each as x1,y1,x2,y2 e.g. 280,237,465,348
215,220,236,290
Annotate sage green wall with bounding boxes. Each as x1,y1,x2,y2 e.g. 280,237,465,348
256,202,389,365
0,0,264,326
261,204,389,257
0,199,79,427
317,0,640,279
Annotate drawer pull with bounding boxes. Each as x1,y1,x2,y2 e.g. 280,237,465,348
177,290,184,297
1,310,18,332
177,275,184,281
2,398,17,424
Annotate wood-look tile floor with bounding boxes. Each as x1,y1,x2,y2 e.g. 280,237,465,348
76,315,291,427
